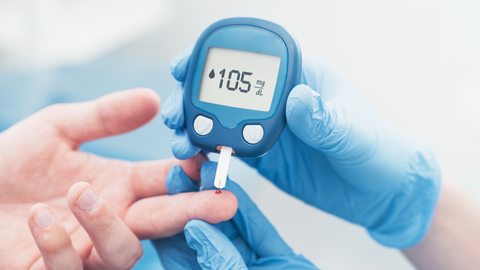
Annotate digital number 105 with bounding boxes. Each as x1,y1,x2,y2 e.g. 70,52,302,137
218,69,253,93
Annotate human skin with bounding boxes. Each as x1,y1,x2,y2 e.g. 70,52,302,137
0,88,238,269
402,175,480,270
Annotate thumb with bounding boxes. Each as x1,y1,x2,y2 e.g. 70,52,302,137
185,220,248,270
286,84,349,155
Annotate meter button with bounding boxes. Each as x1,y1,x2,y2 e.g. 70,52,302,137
194,115,213,136
243,125,264,144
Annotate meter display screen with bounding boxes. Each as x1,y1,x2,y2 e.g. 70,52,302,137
198,47,281,112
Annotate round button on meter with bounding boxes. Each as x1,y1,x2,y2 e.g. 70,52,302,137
193,115,213,136
243,125,264,144
184,17,301,157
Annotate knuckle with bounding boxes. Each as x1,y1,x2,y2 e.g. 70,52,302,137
122,247,143,269
94,213,116,233
107,243,143,270
37,231,71,255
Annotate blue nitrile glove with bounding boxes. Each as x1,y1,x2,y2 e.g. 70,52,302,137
152,162,318,269
161,46,442,249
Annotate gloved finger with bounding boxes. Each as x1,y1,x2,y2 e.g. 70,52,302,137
27,203,83,270
286,84,352,155
37,88,160,147
130,153,207,199
152,233,202,270
172,128,201,160
162,82,186,129
149,157,209,270
200,162,295,258
170,43,194,82
199,161,217,191
123,188,238,240
185,220,248,270
168,162,254,264
166,165,201,195
67,182,143,269
249,255,319,270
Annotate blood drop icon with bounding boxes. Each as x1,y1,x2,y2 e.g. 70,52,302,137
209,69,215,79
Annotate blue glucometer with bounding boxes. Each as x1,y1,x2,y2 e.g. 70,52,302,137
184,17,301,157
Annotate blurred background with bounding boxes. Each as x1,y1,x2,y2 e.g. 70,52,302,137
1,0,479,269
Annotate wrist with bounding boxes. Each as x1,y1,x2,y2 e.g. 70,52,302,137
367,140,442,248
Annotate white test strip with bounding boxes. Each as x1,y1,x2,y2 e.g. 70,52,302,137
214,146,233,189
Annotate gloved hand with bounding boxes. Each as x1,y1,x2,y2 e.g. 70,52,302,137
161,46,442,248
152,162,318,269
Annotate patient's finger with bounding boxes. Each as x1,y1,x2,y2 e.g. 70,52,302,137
67,182,143,269
27,203,82,270
130,153,207,199
124,189,238,240
37,88,160,146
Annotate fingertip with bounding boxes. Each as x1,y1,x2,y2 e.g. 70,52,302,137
67,183,143,268
124,87,161,120
96,88,160,136
134,87,161,106
67,182,95,209
124,188,237,240
287,84,333,147
28,203,49,219
67,182,112,228
28,203,54,230
196,162,239,220
188,190,238,224
28,205,64,250
286,84,320,121
27,204,83,269
290,84,318,99
137,88,162,116
67,182,105,221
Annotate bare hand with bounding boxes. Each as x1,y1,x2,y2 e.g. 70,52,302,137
0,88,237,269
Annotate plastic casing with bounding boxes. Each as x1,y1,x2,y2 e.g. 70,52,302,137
184,17,301,157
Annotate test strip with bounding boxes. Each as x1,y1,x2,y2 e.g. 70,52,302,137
214,146,232,189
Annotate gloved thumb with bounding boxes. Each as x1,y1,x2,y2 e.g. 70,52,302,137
185,220,248,270
286,84,348,155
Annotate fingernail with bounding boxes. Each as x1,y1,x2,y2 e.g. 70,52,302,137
34,208,53,228
76,188,98,212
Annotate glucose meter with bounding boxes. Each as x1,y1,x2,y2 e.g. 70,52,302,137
184,17,301,188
